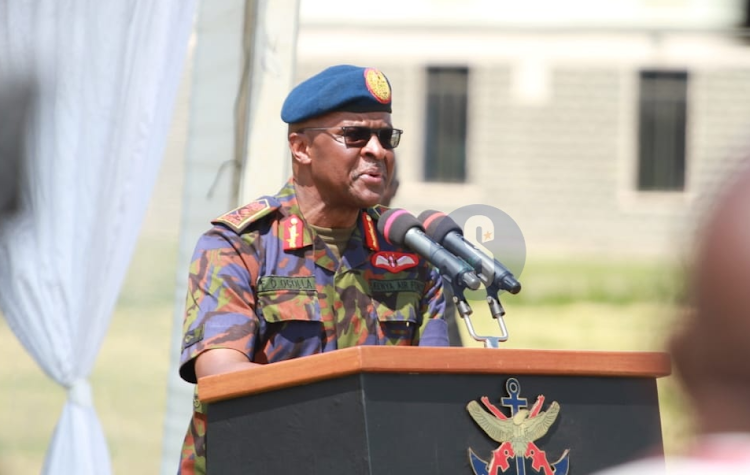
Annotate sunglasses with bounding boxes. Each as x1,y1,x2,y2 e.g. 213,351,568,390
298,126,403,150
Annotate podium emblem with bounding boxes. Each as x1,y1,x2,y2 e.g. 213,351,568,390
467,378,570,475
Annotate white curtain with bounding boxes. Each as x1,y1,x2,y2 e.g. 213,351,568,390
0,1,197,474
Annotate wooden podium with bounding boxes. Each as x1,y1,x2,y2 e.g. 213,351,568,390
198,346,671,475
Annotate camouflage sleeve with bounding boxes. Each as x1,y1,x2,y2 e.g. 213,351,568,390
416,264,449,347
178,226,262,383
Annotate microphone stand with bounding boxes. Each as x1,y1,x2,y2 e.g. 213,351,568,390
455,282,510,349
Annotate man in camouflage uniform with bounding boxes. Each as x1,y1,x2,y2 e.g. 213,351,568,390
177,64,449,474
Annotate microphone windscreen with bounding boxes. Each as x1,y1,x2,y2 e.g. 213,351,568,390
377,208,423,247
418,210,462,244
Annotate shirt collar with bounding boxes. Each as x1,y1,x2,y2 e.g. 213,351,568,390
276,178,380,268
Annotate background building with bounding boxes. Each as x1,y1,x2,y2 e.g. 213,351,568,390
293,0,750,258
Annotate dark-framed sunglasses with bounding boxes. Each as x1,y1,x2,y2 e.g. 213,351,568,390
298,126,403,150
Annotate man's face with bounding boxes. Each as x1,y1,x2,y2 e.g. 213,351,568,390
301,111,396,209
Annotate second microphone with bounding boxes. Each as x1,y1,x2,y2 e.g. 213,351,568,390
418,210,522,294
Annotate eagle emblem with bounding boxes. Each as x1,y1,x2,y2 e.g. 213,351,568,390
467,378,570,475
371,251,418,273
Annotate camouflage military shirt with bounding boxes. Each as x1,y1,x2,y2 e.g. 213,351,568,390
177,179,448,474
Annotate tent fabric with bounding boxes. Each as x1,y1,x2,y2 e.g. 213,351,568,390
0,1,197,473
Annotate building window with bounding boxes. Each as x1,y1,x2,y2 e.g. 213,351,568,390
424,67,468,183
637,70,688,191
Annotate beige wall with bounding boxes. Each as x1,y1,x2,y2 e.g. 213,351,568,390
295,28,750,258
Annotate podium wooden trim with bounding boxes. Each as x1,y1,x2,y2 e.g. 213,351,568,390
198,346,671,403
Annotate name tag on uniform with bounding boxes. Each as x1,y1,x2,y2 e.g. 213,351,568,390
369,279,425,294
258,276,316,293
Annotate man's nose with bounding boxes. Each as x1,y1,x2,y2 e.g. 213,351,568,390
362,132,387,159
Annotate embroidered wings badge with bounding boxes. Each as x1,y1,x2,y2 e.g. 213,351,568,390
371,251,419,273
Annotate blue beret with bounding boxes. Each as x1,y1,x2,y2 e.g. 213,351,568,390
281,65,392,124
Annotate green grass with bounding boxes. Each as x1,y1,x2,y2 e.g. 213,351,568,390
503,256,687,306
0,251,693,473
0,237,178,475
0,303,174,475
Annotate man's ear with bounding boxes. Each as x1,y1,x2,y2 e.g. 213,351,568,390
289,132,312,165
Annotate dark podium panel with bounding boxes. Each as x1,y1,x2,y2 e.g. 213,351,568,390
199,347,671,475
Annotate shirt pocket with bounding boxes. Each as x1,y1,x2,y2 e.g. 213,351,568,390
257,289,320,323
372,291,422,345
256,277,322,358
257,275,320,324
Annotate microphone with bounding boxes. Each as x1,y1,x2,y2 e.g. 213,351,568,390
418,210,522,294
377,208,481,291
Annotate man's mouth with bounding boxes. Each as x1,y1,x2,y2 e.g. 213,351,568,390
358,169,384,180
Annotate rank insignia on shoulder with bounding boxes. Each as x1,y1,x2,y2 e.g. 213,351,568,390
212,198,275,233
371,251,418,273
467,378,570,475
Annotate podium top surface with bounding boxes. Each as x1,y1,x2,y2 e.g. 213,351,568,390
198,346,671,403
